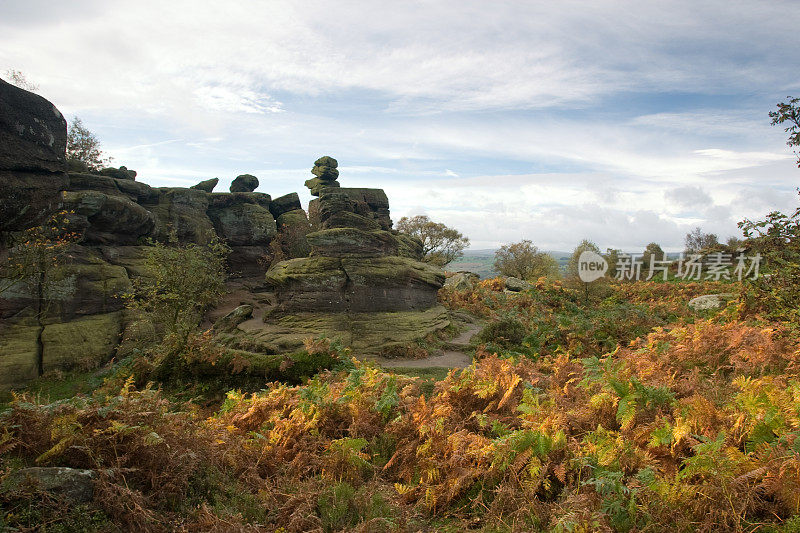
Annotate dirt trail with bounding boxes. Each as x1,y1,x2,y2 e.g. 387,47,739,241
370,322,481,369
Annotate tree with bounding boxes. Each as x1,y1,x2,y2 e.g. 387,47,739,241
66,116,110,171
641,242,665,272
604,248,620,278
125,234,229,344
396,215,469,267
738,193,800,322
566,239,601,278
4,69,38,92
493,240,560,280
769,96,800,167
684,227,719,255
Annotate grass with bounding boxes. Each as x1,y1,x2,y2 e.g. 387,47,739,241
0,366,110,409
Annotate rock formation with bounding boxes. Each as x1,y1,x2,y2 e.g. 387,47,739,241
235,158,449,353
0,81,449,389
191,177,219,192
304,155,341,196
230,173,259,193
0,80,308,390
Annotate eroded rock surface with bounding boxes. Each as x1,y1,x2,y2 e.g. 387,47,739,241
246,159,449,354
0,82,308,390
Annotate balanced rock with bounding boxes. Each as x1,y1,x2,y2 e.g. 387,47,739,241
0,82,297,391
190,177,219,192
269,160,437,313
305,155,340,196
230,173,259,193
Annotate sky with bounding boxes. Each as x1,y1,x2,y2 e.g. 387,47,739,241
2,0,799,251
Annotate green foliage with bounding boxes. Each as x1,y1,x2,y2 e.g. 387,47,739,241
685,226,720,255
493,239,560,280
604,248,621,278
66,117,110,171
477,317,527,348
641,242,664,273
316,482,396,532
124,234,229,344
565,239,601,279
0,211,79,300
396,215,470,267
738,194,800,322
770,96,800,167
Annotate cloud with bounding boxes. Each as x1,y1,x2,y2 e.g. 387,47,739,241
1,0,798,251
665,186,712,209
193,86,283,114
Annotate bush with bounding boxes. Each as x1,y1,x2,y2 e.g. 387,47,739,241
123,234,229,346
494,240,561,280
477,317,527,348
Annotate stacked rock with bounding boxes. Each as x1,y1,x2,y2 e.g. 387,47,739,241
265,157,443,314
304,155,340,196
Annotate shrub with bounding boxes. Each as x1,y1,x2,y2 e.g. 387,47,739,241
477,317,527,348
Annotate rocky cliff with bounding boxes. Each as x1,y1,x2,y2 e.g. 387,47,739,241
0,80,308,390
0,81,449,391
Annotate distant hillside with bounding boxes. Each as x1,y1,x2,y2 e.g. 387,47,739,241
448,249,686,279
447,249,572,279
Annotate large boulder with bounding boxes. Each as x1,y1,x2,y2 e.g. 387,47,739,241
266,250,443,313
0,79,67,173
207,193,276,246
307,227,413,258
688,293,736,311
269,192,302,218
230,174,259,193
5,467,95,504
41,311,124,373
67,172,159,204
445,271,480,291
504,276,532,292
0,80,69,232
98,165,136,180
61,190,155,244
149,187,215,244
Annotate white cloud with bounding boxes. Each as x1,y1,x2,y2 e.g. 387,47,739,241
193,86,283,114
1,0,798,251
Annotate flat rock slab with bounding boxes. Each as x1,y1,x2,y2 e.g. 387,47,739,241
5,467,95,503
222,306,452,355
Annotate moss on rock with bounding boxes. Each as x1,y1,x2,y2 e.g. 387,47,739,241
0,317,41,390
41,311,124,373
